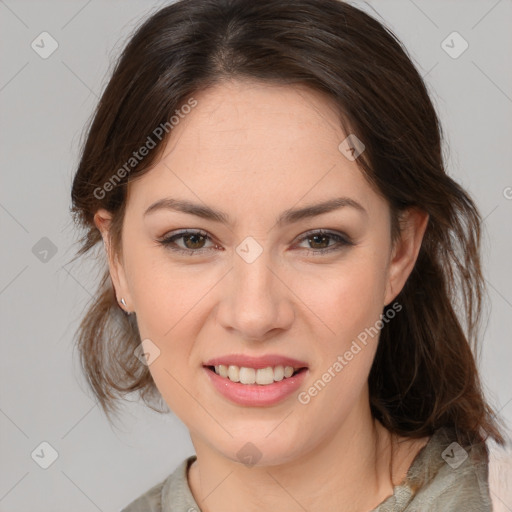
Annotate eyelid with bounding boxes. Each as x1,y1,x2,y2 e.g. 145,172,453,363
294,228,353,245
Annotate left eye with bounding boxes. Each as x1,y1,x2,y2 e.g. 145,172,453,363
158,229,353,255
295,230,353,254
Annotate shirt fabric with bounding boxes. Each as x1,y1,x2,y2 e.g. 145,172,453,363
120,426,492,512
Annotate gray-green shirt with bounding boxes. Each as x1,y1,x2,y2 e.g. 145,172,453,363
120,426,491,511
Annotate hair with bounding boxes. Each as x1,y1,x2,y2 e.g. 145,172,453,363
70,0,507,446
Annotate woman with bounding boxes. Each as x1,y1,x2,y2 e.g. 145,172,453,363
70,0,508,510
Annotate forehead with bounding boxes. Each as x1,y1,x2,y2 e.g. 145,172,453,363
173,79,345,155
125,79,385,222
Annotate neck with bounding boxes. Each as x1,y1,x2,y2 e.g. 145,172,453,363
188,401,403,512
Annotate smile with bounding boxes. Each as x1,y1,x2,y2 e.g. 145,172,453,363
203,365,309,406
208,364,306,385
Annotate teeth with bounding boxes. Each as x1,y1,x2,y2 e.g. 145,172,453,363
239,367,256,384
213,364,300,385
274,365,284,381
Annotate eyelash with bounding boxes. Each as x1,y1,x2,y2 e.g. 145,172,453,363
157,229,354,256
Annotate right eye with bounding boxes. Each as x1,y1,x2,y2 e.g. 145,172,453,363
157,229,221,255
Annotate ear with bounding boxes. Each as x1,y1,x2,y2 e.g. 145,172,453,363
383,207,429,307
94,208,133,312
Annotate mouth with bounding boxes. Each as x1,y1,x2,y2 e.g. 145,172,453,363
202,363,309,406
204,364,308,386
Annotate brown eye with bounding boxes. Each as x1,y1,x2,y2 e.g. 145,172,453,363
308,233,332,250
158,229,218,255
295,230,354,255
181,233,207,249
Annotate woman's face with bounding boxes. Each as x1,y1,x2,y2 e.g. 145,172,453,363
96,79,426,466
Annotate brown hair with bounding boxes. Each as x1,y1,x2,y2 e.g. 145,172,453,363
70,0,506,446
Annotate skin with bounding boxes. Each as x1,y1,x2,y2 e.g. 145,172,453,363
95,79,430,511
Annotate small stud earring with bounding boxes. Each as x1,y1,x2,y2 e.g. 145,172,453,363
118,297,132,315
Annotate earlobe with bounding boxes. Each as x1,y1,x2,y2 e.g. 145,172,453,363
93,209,133,312
384,208,429,307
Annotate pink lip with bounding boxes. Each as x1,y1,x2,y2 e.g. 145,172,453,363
203,354,308,369
203,366,309,406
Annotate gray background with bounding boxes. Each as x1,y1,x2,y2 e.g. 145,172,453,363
1,0,511,511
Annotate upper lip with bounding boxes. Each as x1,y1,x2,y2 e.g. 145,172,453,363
203,354,308,369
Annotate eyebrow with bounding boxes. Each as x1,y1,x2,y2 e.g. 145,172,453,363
143,196,367,226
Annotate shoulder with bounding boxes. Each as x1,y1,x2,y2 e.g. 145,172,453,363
120,478,166,512
406,427,493,511
120,455,197,512
375,426,494,512
488,438,512,512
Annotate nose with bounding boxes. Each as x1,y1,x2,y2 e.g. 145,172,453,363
215,245,295,341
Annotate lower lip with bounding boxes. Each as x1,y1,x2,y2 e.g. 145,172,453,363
203,366,308,406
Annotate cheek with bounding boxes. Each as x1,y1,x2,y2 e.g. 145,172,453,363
126,243,212,335
127,257,210,415
293,252,388,343
294,262,387,418
293,251,389,403
123,247,212,403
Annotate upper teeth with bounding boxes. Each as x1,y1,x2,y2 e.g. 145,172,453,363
214,364,298,385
